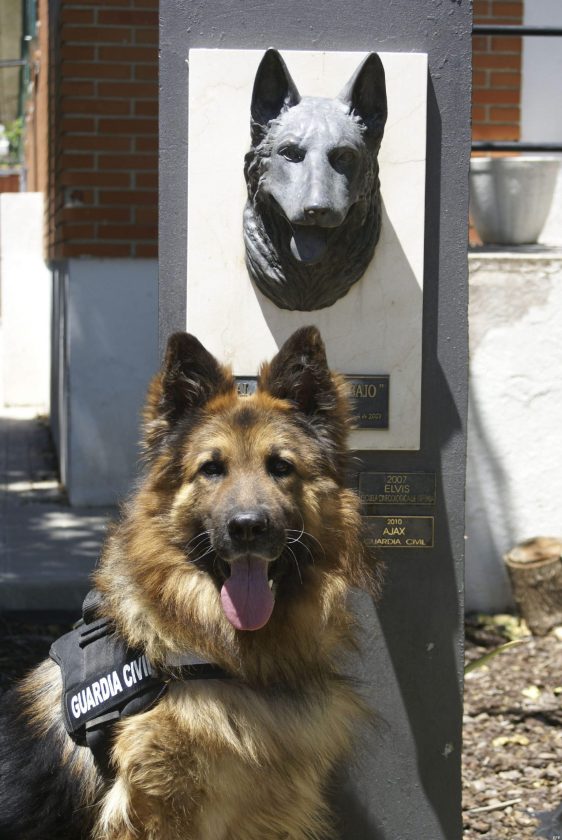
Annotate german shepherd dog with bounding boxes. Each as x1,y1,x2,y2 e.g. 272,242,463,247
243,49,387,311
0,327,380,840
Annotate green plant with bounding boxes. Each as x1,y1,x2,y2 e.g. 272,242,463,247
464,638,529,675
4,117,23,160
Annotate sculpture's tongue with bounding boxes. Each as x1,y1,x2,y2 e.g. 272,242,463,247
220,557,274,631
290,226,329,264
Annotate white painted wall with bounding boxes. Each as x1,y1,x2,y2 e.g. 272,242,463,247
466,4,562,610
187,50,427,451
521,0,562,246
465,253,562,612
0,193,51,408
53,259,158,506
521,1,562,143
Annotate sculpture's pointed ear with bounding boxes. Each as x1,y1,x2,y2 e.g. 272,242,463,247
250,49,301,141
143,333,235,455
338,53,387,146
258,327,349,471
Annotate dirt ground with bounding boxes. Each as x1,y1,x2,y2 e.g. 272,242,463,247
463,615,562,840
0,612,560,839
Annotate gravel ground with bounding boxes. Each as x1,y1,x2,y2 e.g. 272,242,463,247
463,615,562,840
0,612,560,839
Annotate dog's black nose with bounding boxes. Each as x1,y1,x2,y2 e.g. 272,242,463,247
228,510,269,544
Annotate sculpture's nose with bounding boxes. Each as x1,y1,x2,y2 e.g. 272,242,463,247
304,204,332,222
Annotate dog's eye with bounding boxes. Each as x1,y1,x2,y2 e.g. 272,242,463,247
199,460,225,478
279,144,305,163
330,147,357,173
267,456,294,478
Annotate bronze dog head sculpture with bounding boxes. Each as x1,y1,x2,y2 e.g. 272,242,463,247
243,49,387,311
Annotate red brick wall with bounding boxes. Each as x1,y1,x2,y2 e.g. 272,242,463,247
472,0,523,144
0,173,20,193
50,0,158,259
37,2,524,255
25,0,49,198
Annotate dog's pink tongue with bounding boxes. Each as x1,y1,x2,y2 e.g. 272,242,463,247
220,558,274,631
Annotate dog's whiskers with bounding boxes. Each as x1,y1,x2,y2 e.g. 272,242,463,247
190,544,217,565
287,514,326,563
285,526,304,544
185,529,214,552
184,531,220,568
292,511,308,544
284,544,303,585
284,527,317,568
300,530,326,562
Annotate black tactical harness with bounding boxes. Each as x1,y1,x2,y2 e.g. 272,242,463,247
49,590,229,777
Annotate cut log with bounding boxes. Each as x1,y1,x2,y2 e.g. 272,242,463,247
504,537,562,636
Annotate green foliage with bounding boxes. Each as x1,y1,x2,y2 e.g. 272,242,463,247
4,117,24,159
464,638,528,675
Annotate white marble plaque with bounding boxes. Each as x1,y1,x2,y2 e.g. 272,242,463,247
187,49,427,450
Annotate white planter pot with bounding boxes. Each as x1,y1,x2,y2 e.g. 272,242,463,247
470,156,561,245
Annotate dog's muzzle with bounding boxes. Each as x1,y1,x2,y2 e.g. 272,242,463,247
217,509,284,632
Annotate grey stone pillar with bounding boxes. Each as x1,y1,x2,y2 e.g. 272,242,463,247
159,3,471,837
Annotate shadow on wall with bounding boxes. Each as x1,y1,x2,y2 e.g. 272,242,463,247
361,75,464,840
371,364,464,840
465,376,516,613
332,75,467,840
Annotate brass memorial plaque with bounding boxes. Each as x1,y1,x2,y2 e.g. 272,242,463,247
236,375,390,432
347,375,389,429
235,377,257,396
364,515,434,549
360,472,436,506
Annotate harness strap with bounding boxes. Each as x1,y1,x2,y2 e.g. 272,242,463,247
85,711,121,778
50,589,230,779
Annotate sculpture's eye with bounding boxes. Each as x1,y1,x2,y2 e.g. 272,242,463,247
279,144,305,163
330,147,358,174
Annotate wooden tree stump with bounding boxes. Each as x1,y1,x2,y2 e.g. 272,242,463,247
504,537,562,636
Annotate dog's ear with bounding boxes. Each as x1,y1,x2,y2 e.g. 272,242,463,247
143,333,234,452
338,53,387,145
258,327,349,466
251,49,301,141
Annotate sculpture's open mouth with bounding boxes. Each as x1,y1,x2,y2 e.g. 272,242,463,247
289,225,331,264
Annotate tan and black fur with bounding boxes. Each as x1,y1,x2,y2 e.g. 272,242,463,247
0,326,381,840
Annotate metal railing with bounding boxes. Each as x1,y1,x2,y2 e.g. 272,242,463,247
0,59,27,68
473,25,562,37
472,24,562,153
